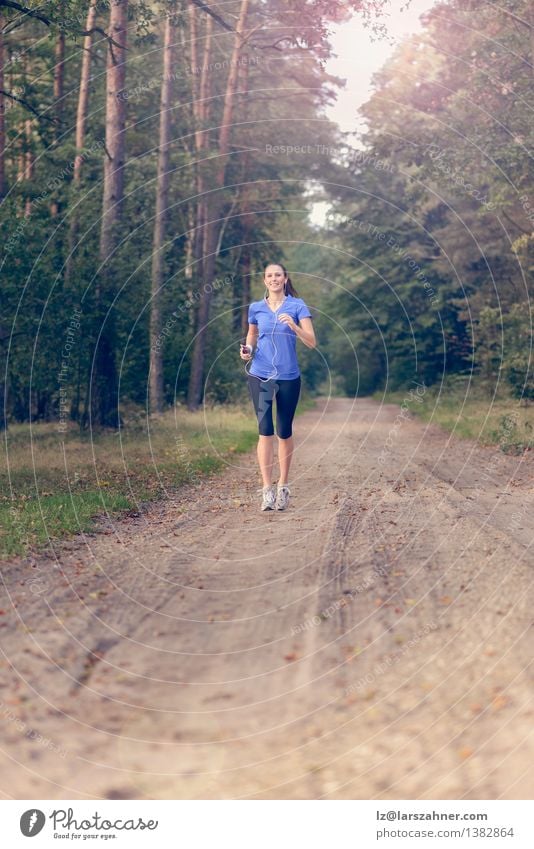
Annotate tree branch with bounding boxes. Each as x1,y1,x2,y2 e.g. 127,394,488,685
0,0,49,25
0,0,126,49
189,0,234,33
0,88,54,121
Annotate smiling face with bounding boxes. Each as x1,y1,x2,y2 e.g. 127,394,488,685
264,264,287,298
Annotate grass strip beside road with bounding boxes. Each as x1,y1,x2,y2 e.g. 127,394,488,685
378,384,534,454
0,397,315,558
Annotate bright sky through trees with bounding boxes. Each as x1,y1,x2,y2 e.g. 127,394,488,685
327,0,437,134
310,0,436,224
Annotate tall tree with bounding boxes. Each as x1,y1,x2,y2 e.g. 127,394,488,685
187,0,250,409
149,12,177,414
0,14,5,430
0,15,5,199
65,0,97,287
236,53,251,338
23,116,33,217
50,28,65,217
188,2,213,289
53,31,65,128
73,1,96,182
87,0,127,428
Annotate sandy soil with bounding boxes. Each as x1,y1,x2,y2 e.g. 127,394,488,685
0,397,532,800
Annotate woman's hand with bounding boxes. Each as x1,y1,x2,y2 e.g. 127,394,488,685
241,325,258,360
278,313,297,332
279,315,316,349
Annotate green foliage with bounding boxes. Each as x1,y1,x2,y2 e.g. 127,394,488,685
504,354,534,403
1,0,349,425
324,0,533,395
0,403,263,556
4,0,531,427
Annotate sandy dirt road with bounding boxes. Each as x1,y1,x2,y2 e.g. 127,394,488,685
0,397,532,800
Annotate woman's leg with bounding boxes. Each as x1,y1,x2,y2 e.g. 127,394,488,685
247,375,276,487
274,377,301,484
257,435,275,487
277,436,293,485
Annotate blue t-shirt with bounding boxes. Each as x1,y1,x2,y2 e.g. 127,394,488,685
247,295,312,380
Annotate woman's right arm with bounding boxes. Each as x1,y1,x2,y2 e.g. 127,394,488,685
241,323,258,360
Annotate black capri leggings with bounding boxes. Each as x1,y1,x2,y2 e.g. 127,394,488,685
247,374,301,439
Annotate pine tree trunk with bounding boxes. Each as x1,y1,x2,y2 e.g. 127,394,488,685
0,369,5,430
188,0,198,89
65,0,97,288
24,117,33,217
237,56,251,337
149,15,177,414
187,0,250,409
0,17,5,199
50,31,65,216
99,0,127,266
74,1,97,183
189,8,213,287
239,243,251,337
88,0,127,428
54,32,65,125
183,3,198,286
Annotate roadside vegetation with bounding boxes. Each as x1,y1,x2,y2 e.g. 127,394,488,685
1,398,316,558
380,380,534,455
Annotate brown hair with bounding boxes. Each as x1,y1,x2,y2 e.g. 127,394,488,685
264,263,299,298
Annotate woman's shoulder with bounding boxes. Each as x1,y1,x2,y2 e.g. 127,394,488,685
249,298,266,310
289,295,310,309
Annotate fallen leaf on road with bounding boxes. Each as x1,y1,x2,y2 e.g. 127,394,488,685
458,746,474,760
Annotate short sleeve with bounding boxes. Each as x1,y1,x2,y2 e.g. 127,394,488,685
296,299,312,322
248,302,258,325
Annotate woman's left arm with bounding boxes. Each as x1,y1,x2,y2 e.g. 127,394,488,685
278,314,316,349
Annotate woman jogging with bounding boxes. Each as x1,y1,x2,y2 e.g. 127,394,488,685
240,263,316,512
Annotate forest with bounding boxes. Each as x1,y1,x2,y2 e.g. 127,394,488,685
1,0,533,808
1,0,533,431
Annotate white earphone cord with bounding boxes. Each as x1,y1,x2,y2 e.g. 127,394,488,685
244,298,285,383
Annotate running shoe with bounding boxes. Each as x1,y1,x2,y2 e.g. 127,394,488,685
275,484,291,511
258,485,276,511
